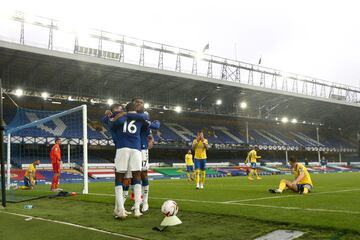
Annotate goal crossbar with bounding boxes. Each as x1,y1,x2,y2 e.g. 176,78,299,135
5,105,88,194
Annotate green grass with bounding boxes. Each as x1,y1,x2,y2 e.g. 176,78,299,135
1,172,360,239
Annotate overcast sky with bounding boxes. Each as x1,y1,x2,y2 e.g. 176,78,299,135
2,0,360,88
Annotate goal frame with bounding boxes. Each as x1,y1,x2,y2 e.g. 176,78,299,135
5,104,89,194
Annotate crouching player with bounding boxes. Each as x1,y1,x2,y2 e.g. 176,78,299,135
269,156,313,194
185,150,194,181
17,160,40,190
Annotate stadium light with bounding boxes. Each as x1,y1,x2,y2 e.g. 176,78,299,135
281,117,289,123
302,120,306,124
41,92,49,100
107,99,114,106
240,101,247,109
291,118,298,124
194,98,198,101
275,117,279,121
68,96,74,101
216,99,222,105
174,106,182,113
15,88,23,97
144,103,150,109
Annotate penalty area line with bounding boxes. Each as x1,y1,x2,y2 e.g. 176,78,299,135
223,188,360,203
0,211,143,240
88,192,360,215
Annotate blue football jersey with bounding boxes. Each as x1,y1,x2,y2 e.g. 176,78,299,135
140,127,151,150
112,113,149,150
101,112,121,146
102,112,150,150
140,120,161,150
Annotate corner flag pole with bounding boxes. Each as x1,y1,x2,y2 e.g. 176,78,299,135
0,78,6,207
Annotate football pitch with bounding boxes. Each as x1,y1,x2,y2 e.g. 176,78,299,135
1,172,360,240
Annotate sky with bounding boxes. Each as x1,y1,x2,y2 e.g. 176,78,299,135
1,0,360,88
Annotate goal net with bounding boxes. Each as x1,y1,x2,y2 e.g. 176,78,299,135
3,105,88,203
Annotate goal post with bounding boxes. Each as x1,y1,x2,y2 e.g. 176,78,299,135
5,104,88,196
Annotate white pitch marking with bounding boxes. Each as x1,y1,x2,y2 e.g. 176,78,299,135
88,189,360,215
223,188,360,203
0,211,143,240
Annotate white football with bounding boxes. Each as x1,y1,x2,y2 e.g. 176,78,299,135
161,200,179,217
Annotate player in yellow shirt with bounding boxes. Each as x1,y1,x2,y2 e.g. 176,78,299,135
192,130,208,189
17,159,40,190
269,156,313,194
245,147,261,180
185,150,194,181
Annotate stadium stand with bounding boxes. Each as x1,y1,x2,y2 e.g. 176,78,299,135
5,102,357,151
3,96,359,182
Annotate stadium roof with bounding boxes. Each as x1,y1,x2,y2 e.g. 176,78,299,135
0,40,360,128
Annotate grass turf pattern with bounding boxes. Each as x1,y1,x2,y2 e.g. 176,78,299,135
1,172,360,239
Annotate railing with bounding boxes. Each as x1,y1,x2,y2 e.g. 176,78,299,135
0,10,359,104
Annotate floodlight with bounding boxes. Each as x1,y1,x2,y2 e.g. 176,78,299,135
107,99,114,105
15,88,23,97
240,101,247,109
174,106,182,113
41,92,49,99
281,117,289,123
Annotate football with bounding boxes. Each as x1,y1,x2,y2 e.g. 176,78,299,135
161,200,179,217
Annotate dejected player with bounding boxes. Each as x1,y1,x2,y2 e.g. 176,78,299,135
185,150,194,181
50,138,62,192
192,130,209,189
269,156,313,194
16,159,40,190
245,147,262,180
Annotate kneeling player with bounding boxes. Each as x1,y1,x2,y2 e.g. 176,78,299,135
269,156,313,194
17,159,40,190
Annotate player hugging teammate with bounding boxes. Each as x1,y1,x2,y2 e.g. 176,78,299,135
102,97,160,219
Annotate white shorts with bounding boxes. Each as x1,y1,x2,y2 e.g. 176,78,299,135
125,168,132,179
114,148,142,173
141,149,149,171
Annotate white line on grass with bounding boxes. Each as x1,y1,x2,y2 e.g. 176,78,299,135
88,189,360,215
223,188,360,203
226,202,360,215
0,211,143,240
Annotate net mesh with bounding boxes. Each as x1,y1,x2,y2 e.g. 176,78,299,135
1,106,87,203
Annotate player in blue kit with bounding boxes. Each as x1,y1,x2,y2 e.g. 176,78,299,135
103,104,133,216
132,97,160,212
102,102,151,219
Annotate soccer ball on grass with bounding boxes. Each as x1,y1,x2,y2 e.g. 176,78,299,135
161,200,179,217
